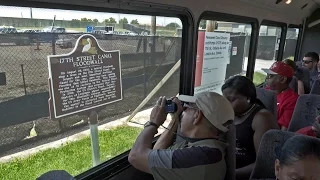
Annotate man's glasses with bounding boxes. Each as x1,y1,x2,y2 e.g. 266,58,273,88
302,60,313,64
266,74,278,79
183,103,198,110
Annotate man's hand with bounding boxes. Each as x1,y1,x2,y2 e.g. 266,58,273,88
150,96,168,127
170,97,183,119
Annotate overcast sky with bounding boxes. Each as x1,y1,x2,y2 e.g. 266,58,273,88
0,5,182,26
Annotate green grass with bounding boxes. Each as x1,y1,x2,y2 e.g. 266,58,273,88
253,71,267,86
0,125,142,180
284,56,294,61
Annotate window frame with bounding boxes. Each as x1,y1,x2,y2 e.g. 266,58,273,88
288,24,303,61
260,20,287,61
1,1,194,179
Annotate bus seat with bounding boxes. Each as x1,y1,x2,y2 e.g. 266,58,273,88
256,87,277,119
220,122,236,180
288,94,320,132
296,61,302,67
299,67,311,92
289,76,298,93
36,170,76,180
249,130,296,179
310,79,320,95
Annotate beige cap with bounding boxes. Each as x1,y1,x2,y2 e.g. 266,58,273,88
178,92,234,132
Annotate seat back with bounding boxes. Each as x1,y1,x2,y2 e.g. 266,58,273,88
256,87,277,119
249,130,296,179
299,67,311,93
289,76,298,93
296,61,302,67
37,170,76,180
288,94,320,132
310,79,320,95
220,123,236,180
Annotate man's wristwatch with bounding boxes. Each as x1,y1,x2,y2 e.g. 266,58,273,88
144,121,159,129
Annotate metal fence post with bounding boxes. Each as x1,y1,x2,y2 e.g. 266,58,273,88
151,36,156,67
143,38,147,98
20,64,27,95
52,34,56,55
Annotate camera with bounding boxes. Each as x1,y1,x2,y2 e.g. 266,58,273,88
165,99,177,113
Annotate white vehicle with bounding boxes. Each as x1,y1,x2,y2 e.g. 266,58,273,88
0,26,17,33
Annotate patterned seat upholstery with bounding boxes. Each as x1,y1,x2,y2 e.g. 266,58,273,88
256,87,277,119
288,94,320,132
310,79,320,95
299,67,311,93
249,130,296,179
221,123,236,180
289,76,298,93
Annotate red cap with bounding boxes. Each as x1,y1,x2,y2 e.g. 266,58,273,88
262,61,294,78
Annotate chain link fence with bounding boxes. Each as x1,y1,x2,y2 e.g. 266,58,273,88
0,32,182,154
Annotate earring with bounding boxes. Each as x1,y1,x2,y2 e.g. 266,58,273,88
247,99,250,103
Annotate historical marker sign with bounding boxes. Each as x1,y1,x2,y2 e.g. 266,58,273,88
48,34,122,119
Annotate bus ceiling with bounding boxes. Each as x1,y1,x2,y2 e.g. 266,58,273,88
7,0,320,25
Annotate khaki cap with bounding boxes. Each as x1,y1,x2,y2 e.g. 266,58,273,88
178,92,234,132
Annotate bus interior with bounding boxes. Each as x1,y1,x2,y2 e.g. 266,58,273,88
1,0,320,179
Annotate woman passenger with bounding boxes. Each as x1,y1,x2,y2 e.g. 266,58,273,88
275,135,320,180
222,76,279,180
283,59,307,95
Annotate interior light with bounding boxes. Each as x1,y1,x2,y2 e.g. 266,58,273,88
285,0,292,4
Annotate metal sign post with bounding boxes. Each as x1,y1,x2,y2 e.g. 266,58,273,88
88,111,100,166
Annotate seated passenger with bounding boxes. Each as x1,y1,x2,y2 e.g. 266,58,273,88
262,61,299,130
274,135,320,180
296,115,320,138
283,59,307,95
302,52,320,86
222,76,279,180
128,92,235,180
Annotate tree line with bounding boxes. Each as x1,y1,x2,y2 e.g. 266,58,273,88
71,18,181,28
71,17,139,25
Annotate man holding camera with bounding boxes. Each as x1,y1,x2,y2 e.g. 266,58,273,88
128,92,234,180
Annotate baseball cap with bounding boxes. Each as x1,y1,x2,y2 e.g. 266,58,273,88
178,92,234,132
261,61,294,78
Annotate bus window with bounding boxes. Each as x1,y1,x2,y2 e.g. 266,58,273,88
283,28,300,60
0,5,182,179
253,25,282,85
194,19,252,94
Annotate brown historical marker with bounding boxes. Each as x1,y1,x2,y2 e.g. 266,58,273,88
48,34,122,119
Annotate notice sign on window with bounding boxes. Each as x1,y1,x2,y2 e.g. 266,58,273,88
194,31,231,94
48,34,122,119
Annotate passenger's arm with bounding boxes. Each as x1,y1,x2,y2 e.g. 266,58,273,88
128,126,158,173
252,110,279,151
297,80,305,95
153,115,179,150
236,110,278,180
128,97,168,174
